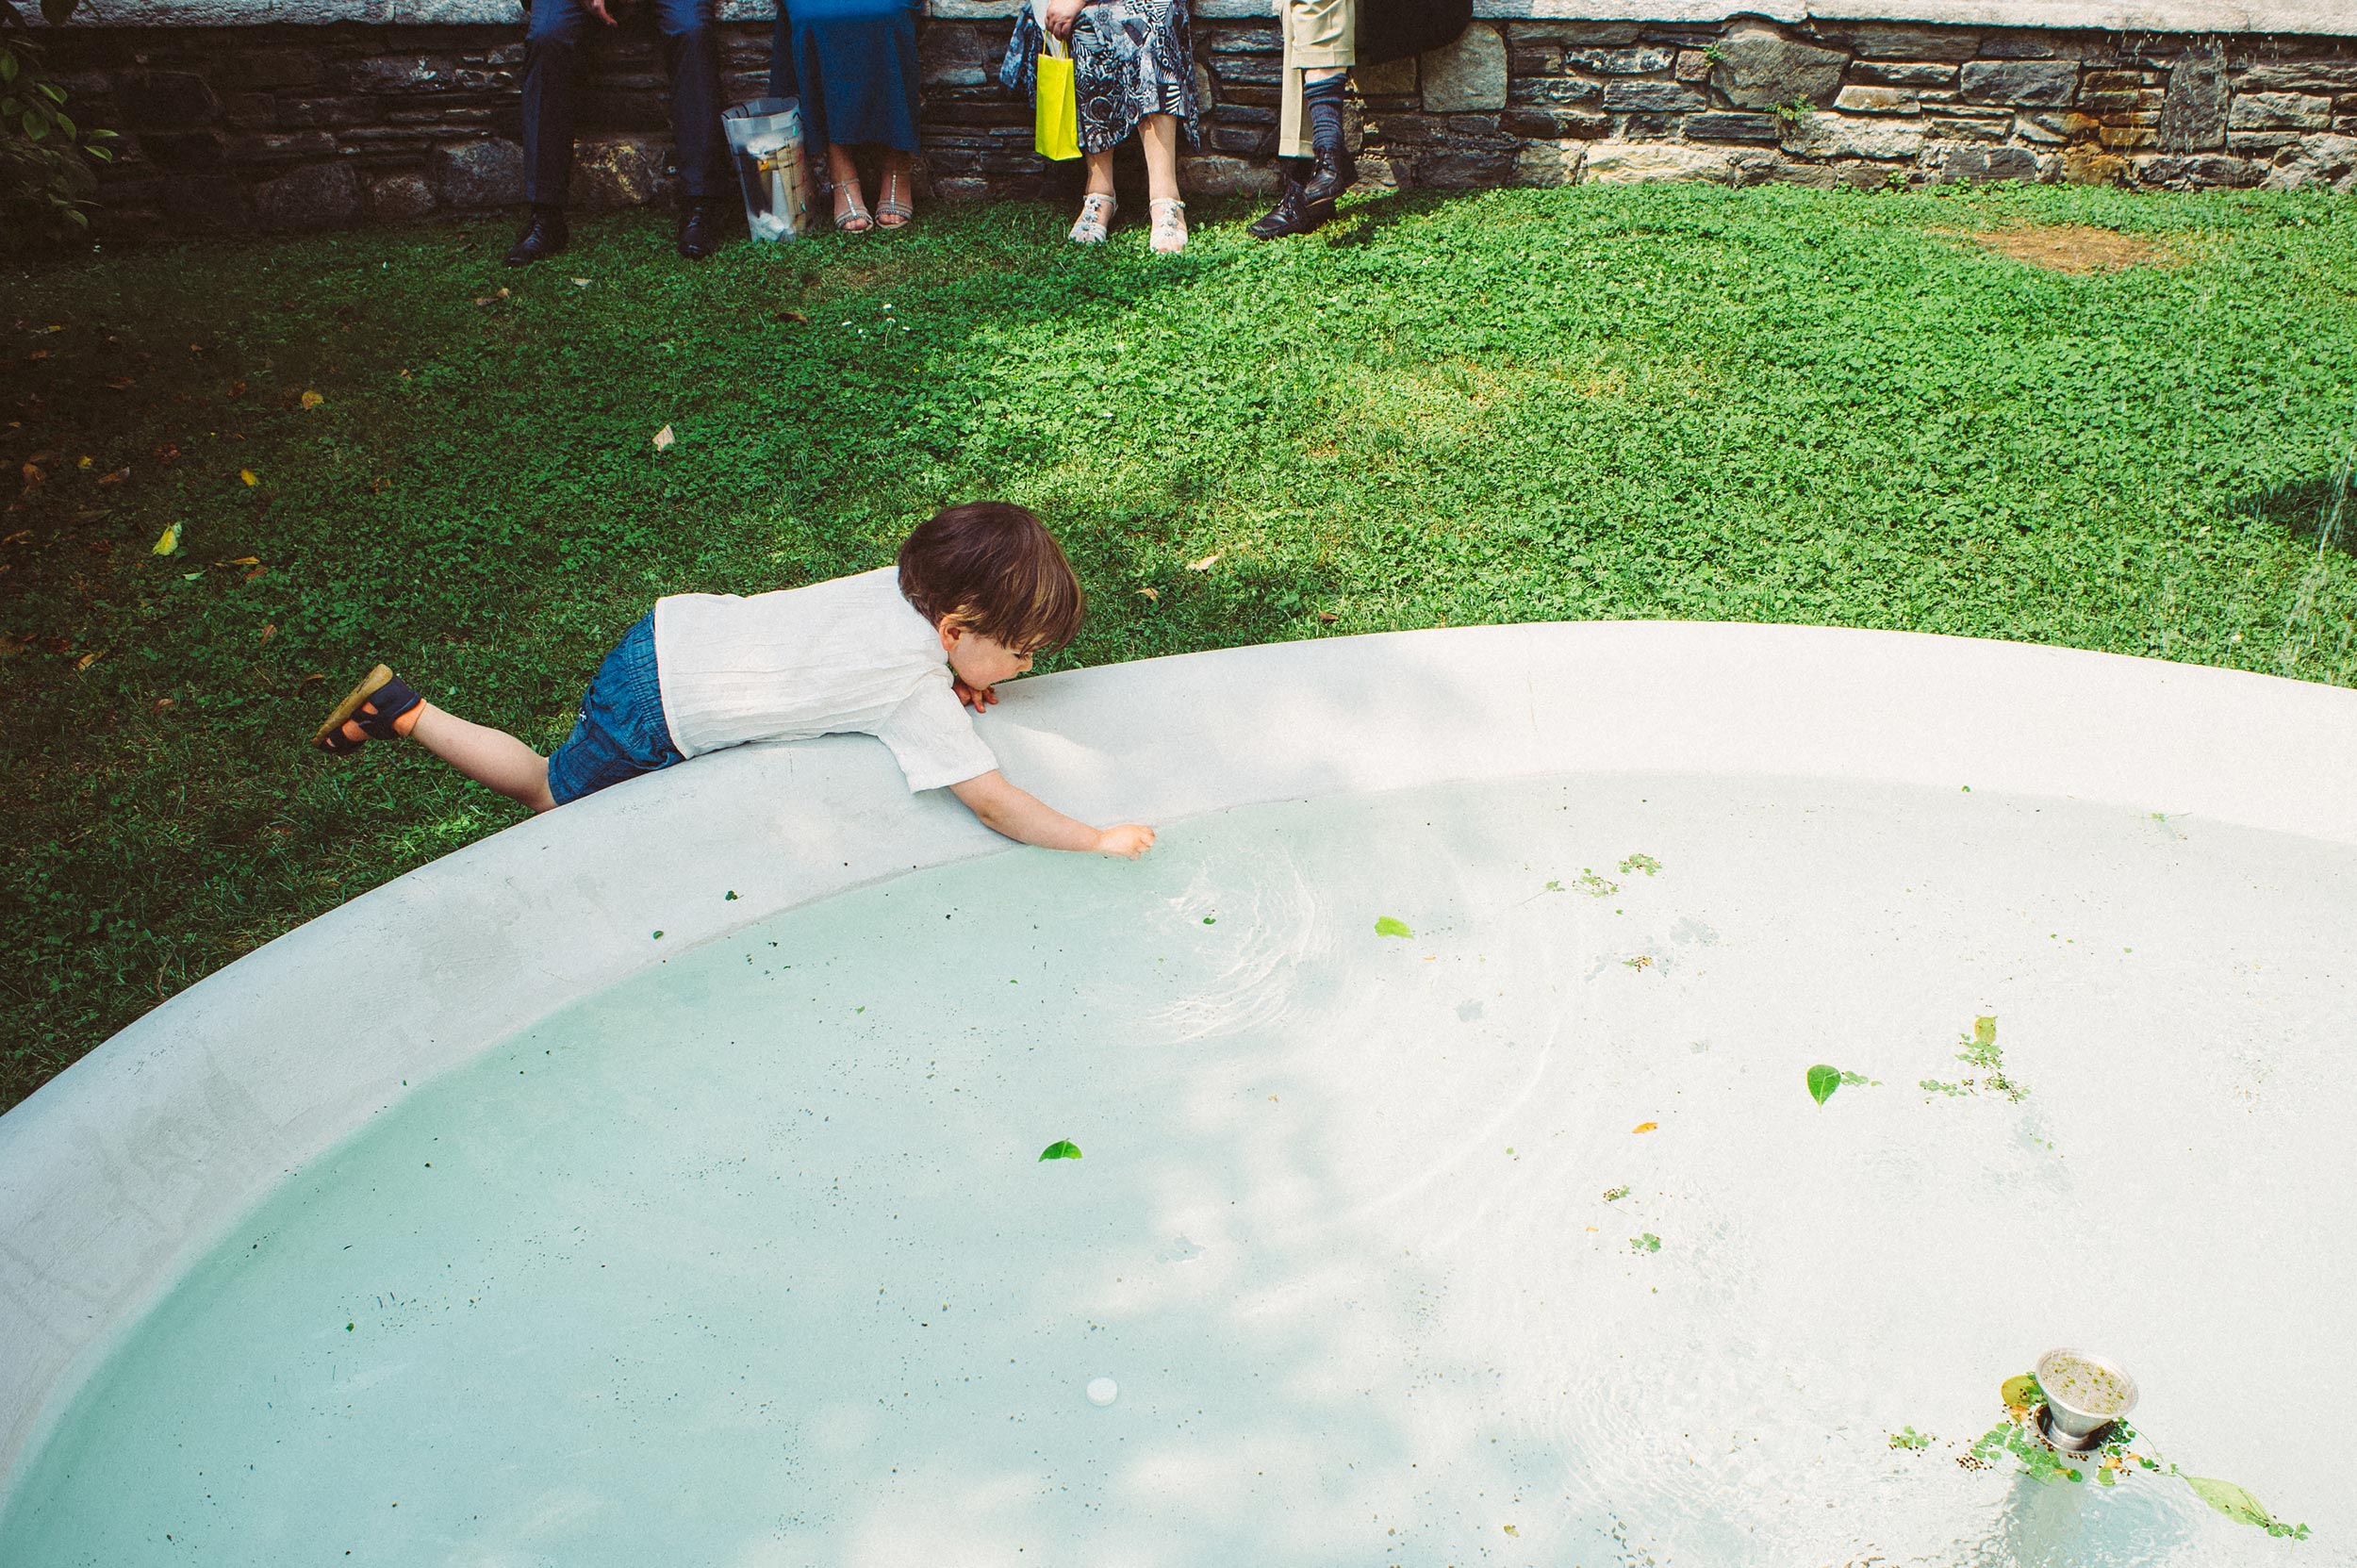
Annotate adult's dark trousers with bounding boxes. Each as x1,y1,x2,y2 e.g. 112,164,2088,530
521,0,729,206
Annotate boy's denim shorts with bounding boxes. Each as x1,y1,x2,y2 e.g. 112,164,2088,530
546,613,685,806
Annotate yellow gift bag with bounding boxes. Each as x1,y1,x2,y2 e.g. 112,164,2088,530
1034,31,1080,161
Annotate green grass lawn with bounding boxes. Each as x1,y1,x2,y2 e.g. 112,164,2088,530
4,180,2354,1109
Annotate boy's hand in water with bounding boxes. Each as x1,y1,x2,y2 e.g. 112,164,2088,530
1093,824,1156,860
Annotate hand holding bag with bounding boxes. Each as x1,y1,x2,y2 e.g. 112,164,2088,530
1034,25,1081,160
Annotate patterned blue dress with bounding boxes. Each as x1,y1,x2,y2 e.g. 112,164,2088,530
998,0,1200,157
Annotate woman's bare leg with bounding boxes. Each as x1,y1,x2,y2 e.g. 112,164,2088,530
1083,146,1116,200
1139,113,1179,204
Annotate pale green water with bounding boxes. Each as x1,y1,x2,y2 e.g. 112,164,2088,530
4,775,2351,1565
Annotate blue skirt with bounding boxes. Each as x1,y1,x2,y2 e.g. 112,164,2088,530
770,0,923,153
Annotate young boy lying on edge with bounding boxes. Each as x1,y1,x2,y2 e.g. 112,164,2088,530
312,501,1157,859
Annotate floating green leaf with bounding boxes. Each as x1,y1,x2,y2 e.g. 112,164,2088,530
2184,1477,2308,1537
1375,916,1411,938
1038,1140,1082,1162
1602,1185,1630,1202
1888,1426,1933,1451
1807,1065,1841,1106
1630,1232,1660,1254
1619,852,1661,876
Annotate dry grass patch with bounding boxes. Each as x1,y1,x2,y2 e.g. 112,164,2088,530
1966,223,2181,274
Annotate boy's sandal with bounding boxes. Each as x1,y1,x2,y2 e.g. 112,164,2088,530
1069,192,1115,244
311,664,423,754
875,169,914,229
1149,196,1187,254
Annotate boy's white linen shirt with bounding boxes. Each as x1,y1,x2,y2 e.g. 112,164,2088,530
651,567,997,791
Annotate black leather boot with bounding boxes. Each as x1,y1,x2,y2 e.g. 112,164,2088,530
1246,176,1335,239
1300,140,1358,206
503,208,569,267
676,201,727,260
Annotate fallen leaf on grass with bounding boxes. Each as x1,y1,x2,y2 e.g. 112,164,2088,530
153,444,182,464
239,470,257,487
300,390,324,409
151,521,182,555
75,650,104,670
217,555,259,567
1,530,28,545
770,308,809,324
1186,553,1220,571
1135,586,1159,602
105,375,134,390
243,566,267,583
152,697,174,711
96,467,129,487
86,540,111,554
26,350,48,362
299,672,325,686
256,624,274,643
571,277,591,288
227,380,247,399
651,424,675,451
1632,1121,1657,1134
1316,611,1338,623
76,455,91,469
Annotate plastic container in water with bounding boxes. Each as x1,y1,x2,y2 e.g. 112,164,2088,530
724,96,812,242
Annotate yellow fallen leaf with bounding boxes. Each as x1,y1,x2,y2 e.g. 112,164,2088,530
218,555,259,567
1135,586,1159,602
1186,553,1220,571
77,455,92,469
151,521,182,556
1503,1525,1519,1537
300,390,324,409
239,469,258,487
1632,1121,1657,1134
75,650,104,671
96,467,129,487
651,424,675,451
571,277,591,288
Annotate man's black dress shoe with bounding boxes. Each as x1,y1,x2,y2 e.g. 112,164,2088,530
1246,177,1335,239
1299,142,1358,206
503,209,569,267
677,202,726,261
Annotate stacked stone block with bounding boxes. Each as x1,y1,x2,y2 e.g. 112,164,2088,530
33,10,2357,237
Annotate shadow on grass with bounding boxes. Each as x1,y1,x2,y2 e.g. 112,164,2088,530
2242,473,2355,554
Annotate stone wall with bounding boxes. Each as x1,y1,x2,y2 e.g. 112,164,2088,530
29,7,2357,236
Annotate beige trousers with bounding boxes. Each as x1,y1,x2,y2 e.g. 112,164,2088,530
1277,0,1356,160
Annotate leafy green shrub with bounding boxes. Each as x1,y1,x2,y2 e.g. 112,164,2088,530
2,0,116,245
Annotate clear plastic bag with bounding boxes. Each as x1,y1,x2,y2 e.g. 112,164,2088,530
723,97,813,242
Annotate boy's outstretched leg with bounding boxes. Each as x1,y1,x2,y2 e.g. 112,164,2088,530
313,667,556,813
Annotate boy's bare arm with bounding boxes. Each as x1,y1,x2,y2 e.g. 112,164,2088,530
949,770,1156,859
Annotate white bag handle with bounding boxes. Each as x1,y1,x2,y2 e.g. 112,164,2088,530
1034,0,1070,57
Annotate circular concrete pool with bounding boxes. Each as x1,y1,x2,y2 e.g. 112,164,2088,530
2,625,2350,1565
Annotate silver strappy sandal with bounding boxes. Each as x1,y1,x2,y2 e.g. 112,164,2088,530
1069,191,1116,244
1149,196,1187,254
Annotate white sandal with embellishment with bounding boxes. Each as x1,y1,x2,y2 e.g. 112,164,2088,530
1149,196,1187,254
1069,191,1116,243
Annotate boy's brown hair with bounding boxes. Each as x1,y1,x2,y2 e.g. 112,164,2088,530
898,502,1086,652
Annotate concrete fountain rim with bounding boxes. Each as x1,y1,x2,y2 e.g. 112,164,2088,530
3,619,2354,1497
